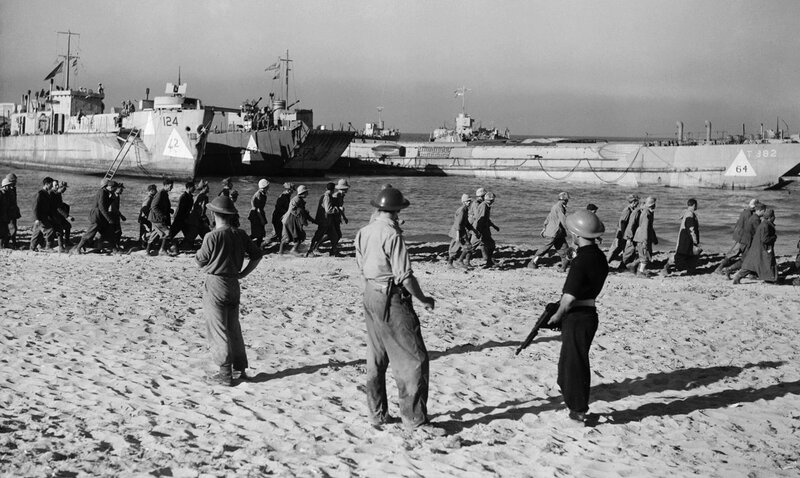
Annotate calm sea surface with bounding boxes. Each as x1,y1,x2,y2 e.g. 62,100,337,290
8,168,800,255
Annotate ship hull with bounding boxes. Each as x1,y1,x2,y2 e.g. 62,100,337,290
203,129,355,176
0,109,214,180
342,141,800,189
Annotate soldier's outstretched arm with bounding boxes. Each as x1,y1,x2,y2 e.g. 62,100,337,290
402,276,435,311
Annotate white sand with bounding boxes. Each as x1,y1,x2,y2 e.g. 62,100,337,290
1,244,799,477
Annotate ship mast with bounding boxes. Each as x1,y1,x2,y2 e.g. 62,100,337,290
57,30,80,90
454,86,471,115
279,50,292,102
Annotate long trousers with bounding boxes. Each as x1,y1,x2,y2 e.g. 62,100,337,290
557,306,598,413
203,275,248,373
621,239,637,266
607,234,626,262
363,285,429,429
535,235,568,260
29,222,55,250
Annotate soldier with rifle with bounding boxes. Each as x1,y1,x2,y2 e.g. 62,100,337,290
546,209,609,424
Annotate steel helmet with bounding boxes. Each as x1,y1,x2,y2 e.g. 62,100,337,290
5,173,17,183
558,191,570,201
258,179,270,189
565,209,605,239
1,178,11,187
475,188,486,197
645,196,656,207
370,187,410,211
460,193,470,203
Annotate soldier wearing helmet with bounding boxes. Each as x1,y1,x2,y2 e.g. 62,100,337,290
630,196,659,276
607,194,640,265
546,209,609,424
447,193,476,267
529,191,571,271
354,187,436,433
247,179,270,248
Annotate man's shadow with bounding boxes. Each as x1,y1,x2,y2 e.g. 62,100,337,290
246,339,531,383
434,360,787,434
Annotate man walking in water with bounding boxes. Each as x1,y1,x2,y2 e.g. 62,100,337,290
355,187,436,434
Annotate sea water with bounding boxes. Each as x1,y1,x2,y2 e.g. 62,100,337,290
7,169,800,255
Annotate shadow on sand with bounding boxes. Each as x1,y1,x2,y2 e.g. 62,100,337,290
434,360,787,434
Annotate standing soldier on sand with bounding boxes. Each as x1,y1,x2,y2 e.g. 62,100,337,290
545,209,608,424
607,194,639,265
72,179,116,254
447,193,475,268
146,179,174,255
663,199,701,275
270,182,294,243
355,187,436,433
714,198,760,273
196,195,264,386
30,177,59,252
4,173,21,249
248,179,270,247
529,191,570,271
631,196,658,276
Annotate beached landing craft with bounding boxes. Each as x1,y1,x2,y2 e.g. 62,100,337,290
0,32,218,180
203,51,355,176
343,119,800,190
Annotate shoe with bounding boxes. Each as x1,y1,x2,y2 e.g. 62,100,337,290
234,369,250,381
527,259,539,269
568,410,586,423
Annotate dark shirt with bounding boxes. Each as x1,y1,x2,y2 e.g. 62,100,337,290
272,191,292,223
33,190,52,223
148,189,172,226
174,191,194,226
562,244,609,300
741,213,761,248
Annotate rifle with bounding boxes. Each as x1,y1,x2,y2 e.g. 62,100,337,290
515,301,560,355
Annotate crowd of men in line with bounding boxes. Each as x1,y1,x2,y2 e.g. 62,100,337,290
0,173,352,258
447,187,797,284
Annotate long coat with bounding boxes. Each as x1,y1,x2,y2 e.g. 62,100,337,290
675,210,700,256
741,219,777,281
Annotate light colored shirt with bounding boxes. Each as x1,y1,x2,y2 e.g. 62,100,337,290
196,226,263,277
355,215,413,288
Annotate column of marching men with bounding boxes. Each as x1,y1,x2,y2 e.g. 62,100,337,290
2,172,799,434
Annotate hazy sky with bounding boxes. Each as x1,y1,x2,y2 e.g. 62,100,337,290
2,0,799,138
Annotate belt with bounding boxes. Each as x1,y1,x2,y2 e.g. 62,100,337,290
573,299,595,307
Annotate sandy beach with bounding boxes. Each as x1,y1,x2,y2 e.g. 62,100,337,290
1,243,799,477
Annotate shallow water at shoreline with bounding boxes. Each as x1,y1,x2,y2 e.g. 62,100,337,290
7,168,800,254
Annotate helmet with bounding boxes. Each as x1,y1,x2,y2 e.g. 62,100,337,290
558,191,570,201
1,178,11,187
565,209,605,239
208,195,238,215
485,192,496,201
748,198,760,208
627,193,640,203
296,185,309,195
370,187,410,211
258,179,270,189
475,188,486,197
5,173,17,183
645,196,656,207
335,179,350,190
586,203,598,212
460,193,470,203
